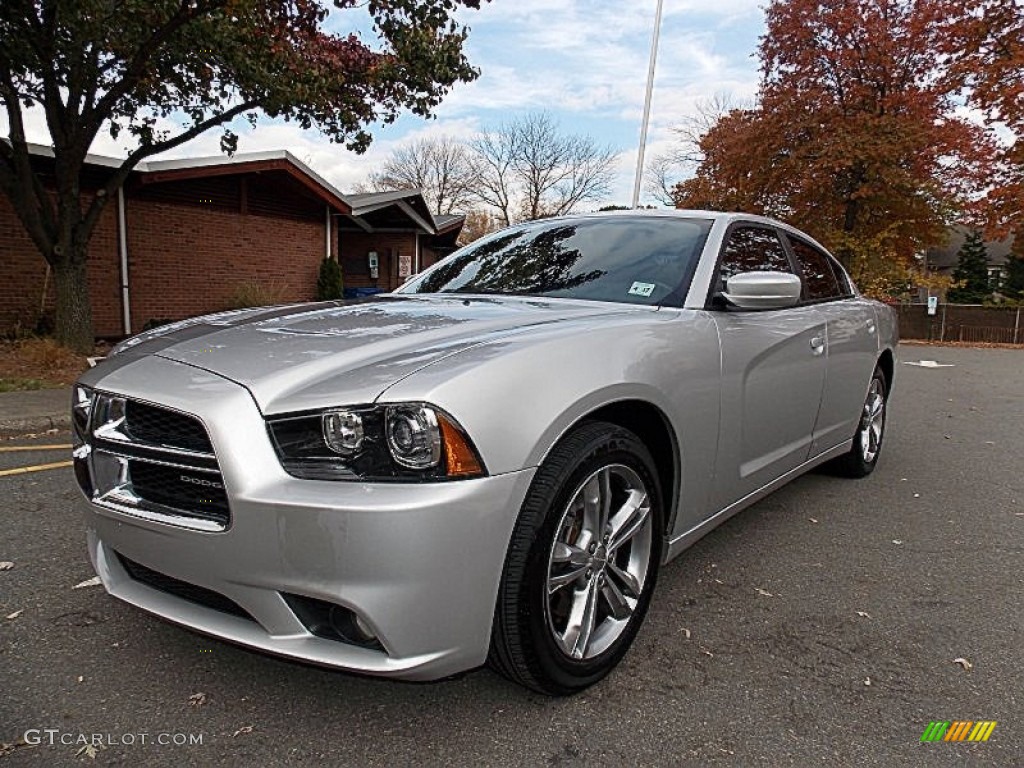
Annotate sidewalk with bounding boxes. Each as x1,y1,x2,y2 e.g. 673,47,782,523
0,388,71,435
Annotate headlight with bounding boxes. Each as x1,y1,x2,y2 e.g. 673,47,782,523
267,403,485,482
386,405,441,469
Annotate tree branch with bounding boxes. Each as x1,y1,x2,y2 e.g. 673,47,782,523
78,99,258,243
0,59,57,257
84,1,227,133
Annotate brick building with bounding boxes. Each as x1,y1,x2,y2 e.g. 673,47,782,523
1,144,463,338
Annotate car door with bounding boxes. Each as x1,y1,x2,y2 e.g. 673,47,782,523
784,234,880,454
708,224,828,511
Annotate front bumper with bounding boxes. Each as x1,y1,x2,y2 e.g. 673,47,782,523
77,355,535,680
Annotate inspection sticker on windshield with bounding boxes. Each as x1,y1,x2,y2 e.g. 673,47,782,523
628,281,656,297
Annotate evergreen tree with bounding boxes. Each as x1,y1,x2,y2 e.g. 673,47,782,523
316,258,344,302
947,230,991,303
1003,253,1024,301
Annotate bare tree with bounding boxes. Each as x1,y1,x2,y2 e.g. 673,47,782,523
470,127,519,227
644,153,683,207
370,135,476,215
471,113,617,224
645,93,745,207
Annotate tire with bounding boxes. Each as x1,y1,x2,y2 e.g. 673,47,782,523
825,365,888,478
489,421,663,695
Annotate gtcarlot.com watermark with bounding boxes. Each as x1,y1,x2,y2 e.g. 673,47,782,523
24,728,204,748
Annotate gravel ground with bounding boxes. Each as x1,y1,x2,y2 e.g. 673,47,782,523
1,345,1020,766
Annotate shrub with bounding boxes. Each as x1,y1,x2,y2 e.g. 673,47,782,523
316,257,344,301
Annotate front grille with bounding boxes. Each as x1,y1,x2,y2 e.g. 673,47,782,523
117,553,253,621
125,400,214,454
129,461,230,527
84,394,232,530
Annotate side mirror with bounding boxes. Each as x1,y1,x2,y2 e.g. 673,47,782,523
721,271,802,310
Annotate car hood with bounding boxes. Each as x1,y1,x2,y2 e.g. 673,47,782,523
139,295,639,414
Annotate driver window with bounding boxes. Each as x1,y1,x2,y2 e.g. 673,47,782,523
718,227,793,288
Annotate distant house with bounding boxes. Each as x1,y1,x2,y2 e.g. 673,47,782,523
1,143,463,338
925,227,1016,294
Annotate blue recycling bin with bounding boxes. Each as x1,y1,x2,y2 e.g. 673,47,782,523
343,287,385,299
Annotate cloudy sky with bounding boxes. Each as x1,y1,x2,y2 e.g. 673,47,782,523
7,0,766,207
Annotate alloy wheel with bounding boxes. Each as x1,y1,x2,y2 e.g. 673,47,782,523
859,378,886,463
545,464,654,661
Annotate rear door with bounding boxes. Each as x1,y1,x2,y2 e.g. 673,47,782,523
708,224,828,512
784,234,879,454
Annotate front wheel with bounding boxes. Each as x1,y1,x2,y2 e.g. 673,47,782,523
826,365,888,478
489,421,663,695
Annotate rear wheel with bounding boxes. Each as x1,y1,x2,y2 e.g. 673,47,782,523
489,421,663,695
826,365,888,478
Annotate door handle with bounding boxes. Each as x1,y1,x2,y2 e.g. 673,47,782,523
810,336,825,355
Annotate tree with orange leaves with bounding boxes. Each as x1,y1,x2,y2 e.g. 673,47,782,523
675,0,994,297
949,0,1024,239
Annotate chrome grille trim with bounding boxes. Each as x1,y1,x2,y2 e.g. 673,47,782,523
80,394,231,531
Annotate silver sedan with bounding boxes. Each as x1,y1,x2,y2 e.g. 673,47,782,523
72,210,898,694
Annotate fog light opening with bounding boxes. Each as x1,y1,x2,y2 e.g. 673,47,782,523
329,605,378,647
282,593,384,652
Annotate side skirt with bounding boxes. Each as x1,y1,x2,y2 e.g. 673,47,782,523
663,440,853,563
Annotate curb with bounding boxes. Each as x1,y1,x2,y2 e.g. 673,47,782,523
0,413,72,437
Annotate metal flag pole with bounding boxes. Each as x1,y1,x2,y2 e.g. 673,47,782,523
632,0,665,209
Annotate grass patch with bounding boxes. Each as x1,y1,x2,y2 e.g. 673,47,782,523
0,378,48,392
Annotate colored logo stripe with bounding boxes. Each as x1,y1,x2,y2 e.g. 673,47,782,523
970,722,997,742
922,721,997,742
945,721,972,741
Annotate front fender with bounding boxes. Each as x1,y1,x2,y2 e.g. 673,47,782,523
379,310,723,537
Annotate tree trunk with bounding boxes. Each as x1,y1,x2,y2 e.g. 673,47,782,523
52,253,95,353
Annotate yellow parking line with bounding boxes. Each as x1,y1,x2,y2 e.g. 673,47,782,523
0,444,72,452
0,460,73,477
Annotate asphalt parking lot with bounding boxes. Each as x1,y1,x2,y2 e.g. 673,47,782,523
1,344,1021,766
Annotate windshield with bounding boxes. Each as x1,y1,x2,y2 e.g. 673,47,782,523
397,215,714,307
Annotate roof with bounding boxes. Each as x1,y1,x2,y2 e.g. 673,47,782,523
926,226,1015,269
12,141,465,237
434,214,465,235
135,150,353,214
342,188,465,236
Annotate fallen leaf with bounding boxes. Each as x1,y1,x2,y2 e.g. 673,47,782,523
75,743,104,759
700,648,714,658
809,518,819,524
913,493,920,498
856,611,872,619
953,657,973,671
864,677,872,686
233,725,253,737
189,692,207,708
72,576,102,589
77,676,84,683
892,540,903,545
680,628,691,640
755,587,774,597
6,609,23,620
0,562,13,571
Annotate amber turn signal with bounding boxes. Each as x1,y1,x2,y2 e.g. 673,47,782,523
438,414,485,478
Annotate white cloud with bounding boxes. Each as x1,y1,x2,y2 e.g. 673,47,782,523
3,0,765,207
